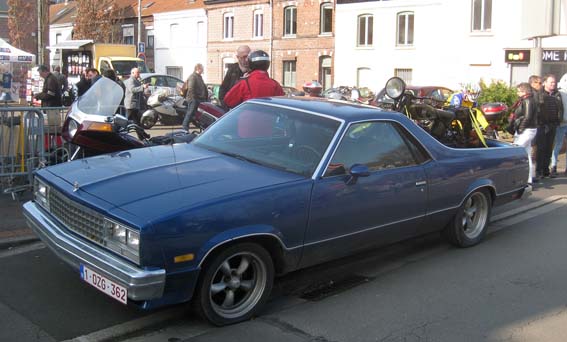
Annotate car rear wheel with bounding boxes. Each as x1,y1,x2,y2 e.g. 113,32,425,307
444,189,491,247
193,243,274,326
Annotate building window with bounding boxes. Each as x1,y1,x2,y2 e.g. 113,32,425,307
320,56,332,90
284,6,297,36
357,67,372,88
146,29,154,48
166,66,183,80
472,0,491,31
320,2,333,34
397,12,414,46
395,68,412,85
254,10,264,38
55,33,62,44
122,25,134,45
283,61,296,87
170,23,180,44
224,12,234,39
357,14,373,47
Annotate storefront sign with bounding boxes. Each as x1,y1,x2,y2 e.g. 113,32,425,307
542,50,567,62
505,49,530,63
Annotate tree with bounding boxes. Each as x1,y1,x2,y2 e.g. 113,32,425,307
7,0,37,52
73,0,122,43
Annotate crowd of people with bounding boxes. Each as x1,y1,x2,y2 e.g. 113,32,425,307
511,73,567,184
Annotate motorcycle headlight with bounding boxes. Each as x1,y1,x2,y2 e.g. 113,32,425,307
104,218,140,263
34,178,49,210
68,119,78,138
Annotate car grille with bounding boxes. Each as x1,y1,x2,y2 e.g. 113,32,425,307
48,188,106,244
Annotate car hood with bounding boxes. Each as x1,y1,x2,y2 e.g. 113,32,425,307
45,144,303,219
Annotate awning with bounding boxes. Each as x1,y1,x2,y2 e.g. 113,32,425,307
0,38,36,63
46,40,94,50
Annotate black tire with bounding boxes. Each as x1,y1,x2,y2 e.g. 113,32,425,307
444,189,492,247
140,115,157,129
193,242,274,326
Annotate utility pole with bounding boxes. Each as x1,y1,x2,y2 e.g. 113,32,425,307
137,0,142,48
37,0,43,65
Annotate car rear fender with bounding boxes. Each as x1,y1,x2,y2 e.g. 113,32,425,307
460,179,496,207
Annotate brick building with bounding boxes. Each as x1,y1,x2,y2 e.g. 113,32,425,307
204,0,271,85
271,0,334,91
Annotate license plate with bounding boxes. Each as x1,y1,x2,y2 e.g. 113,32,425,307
80,264,128,304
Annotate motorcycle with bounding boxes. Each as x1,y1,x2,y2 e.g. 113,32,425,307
62,77,195,160
383,77,490,148
140,89,226,131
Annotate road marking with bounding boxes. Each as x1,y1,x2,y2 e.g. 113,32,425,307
62,307,209,342
0,242,44,259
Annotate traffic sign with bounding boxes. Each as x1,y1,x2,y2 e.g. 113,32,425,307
137,52,146,62
138,42,145,54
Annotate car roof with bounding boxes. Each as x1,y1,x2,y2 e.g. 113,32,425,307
248,96,403,123
140,73,183,82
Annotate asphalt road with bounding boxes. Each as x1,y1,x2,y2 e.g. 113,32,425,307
2,196,567,342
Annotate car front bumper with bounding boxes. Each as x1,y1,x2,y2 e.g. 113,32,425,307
23,201,166,301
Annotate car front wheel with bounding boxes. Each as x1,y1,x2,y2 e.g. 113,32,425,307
194,242,274,326
444,189,492,247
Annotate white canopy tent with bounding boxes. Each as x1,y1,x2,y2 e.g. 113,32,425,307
0,38,36,102
0,38,35,64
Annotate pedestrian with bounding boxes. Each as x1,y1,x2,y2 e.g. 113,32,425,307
550,73,567,176
512,82,538,184
102,69,126,108
223,50,285,108
181,63,208,132
87,68,101,86
75,69,91,97
52,66,68,93
34,65,62,107
219,45,250,109
536,74,563,178
123,67,148,125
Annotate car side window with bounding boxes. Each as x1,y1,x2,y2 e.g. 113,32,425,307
324,121,423,177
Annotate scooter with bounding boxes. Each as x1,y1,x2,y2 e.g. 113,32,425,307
140,89,186,129
62,77,195,160
140,89,226,131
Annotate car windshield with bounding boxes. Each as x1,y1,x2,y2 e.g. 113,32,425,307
193,102,341,177
113,61,149,76
77,77,124,116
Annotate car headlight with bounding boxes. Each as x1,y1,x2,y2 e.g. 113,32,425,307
104,218,140,263
34,178,49,210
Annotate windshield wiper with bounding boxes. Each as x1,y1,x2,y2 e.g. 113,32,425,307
218,151,264,166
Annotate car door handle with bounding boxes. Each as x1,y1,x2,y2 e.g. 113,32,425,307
416,180,427,187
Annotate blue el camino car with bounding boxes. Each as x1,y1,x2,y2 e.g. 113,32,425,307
23,97,530,325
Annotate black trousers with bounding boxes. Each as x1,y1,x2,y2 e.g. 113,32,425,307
127,108,140,125
535,125,557,175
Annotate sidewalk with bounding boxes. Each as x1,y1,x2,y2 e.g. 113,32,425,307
1,173,566,250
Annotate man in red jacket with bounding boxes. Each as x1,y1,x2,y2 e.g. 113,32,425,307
223,50,284,108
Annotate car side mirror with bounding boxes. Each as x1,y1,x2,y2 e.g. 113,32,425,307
346,164,370,185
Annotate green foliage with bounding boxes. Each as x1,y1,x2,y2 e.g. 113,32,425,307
477,79,517,107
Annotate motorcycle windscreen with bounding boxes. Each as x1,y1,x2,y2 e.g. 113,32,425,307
77,77,124,117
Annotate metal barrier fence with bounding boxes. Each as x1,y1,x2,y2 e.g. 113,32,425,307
0,106,70,196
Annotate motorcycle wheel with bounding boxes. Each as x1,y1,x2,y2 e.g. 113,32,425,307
140,115,157,129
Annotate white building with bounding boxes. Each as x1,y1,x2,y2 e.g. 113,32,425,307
153,9,207,82
334,0,567,92
48,2,75,68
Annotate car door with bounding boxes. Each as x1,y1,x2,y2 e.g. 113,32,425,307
301,120,432,267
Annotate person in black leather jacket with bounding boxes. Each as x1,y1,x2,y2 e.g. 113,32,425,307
536,74,563,178
513,82,538,184
218,45,250,109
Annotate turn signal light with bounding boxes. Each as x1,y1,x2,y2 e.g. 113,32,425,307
83,121,113,132
174,253,195,263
